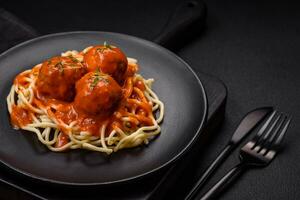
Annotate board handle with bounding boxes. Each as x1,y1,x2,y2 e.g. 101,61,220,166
153,0,206,49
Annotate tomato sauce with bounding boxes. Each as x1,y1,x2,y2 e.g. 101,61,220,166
11,105,33,128
55,132,69,148
10,44,154,142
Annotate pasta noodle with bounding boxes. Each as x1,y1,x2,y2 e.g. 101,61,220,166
6,45,164,154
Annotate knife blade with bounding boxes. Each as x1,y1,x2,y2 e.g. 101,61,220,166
185,106,273,200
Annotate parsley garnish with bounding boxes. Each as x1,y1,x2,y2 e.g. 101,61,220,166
95,68,100,76
125,122,132,128
103,41,112,49
90,69,109,89
90,69,100,88
68,55,78,63
55,62,64,75
96,41,113,53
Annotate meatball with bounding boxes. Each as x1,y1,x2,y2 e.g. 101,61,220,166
83,44,128,84
36,56,87,101
74,71,122,115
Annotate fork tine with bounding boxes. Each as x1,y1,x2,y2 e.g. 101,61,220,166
258,115,285,154
273,117,291,147
260,114,282,142
265,115,286,144
252,110,277,144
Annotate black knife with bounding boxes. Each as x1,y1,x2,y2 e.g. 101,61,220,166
185,106,273,200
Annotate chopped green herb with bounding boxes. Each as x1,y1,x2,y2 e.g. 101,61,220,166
125,121,131,128
90,69,109,89
96,48,104,53
91,77,99,88
95,68,100,75
103,41,112,49
68,55,78,63
96,42,113,53
55,62,64,75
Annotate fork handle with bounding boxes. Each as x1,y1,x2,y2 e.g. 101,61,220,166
200,163,247,200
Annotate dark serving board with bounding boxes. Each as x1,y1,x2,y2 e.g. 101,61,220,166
0,71,226,200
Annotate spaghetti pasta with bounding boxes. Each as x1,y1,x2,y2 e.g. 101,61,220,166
6,44,164,154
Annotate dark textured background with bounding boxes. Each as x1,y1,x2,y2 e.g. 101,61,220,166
0,0,300,199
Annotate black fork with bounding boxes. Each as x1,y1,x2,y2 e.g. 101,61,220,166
199,111,291,200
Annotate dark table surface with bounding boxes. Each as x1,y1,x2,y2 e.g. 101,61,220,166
1,0,300,199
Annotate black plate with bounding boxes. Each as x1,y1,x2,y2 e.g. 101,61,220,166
0,32,207,185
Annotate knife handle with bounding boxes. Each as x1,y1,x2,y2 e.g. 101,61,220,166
153,0,206,50
199,163,246,200
185,144,234,200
